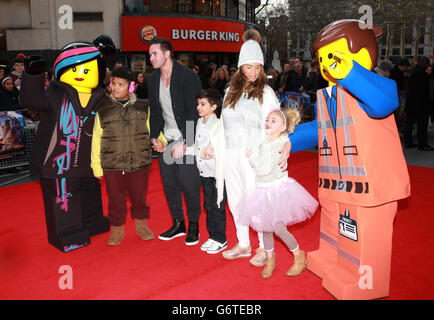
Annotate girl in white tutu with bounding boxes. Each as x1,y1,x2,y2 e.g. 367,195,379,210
237,107,318,278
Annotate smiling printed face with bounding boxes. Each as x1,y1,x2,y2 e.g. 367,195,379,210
59,59,99,93
317,37,373,86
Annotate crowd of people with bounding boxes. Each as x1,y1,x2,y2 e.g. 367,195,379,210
4,52,432,144
1,30,433,278
370,56,434,151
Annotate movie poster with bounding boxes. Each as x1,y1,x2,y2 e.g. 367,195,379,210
0,110,25,158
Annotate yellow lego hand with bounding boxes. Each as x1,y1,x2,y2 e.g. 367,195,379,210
323,51,353,80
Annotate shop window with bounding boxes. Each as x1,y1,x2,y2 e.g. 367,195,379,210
195,0,212,15
174,0,194,13
213,0,225,17
150,0,172,13
418,47,424,55
227,0,238,19
405,48,411,56
124,0,146,13
246,0,252,22
239,0,246,21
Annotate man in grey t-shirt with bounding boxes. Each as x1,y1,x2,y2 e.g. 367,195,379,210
147,38,202,245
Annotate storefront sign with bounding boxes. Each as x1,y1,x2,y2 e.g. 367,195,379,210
122,16,244,52
171,29,239,42
139,25,157,43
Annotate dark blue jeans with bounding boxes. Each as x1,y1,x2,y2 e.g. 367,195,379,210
201,176,227,243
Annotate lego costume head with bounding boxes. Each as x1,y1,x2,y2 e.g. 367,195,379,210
312,19,383,86
52,35,115,93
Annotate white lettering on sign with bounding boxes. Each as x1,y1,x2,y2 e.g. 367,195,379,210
171,29,240,42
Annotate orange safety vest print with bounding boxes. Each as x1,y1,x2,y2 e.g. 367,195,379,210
316,84,410,206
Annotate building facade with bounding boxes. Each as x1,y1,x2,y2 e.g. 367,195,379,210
121,0,261,72
0,0,261,71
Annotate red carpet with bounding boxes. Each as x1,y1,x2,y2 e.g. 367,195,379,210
0,151,433,300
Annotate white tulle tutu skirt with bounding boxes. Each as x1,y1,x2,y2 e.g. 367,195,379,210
236,177,319,233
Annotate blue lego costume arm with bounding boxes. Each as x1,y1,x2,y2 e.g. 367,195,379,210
289,105,318,153
339,61,399,118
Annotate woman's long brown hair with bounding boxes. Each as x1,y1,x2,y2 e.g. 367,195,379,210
223,66,267,109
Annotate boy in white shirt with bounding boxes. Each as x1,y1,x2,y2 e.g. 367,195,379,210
195,89,228,254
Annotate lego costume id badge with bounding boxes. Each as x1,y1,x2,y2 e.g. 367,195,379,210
339,209,358,241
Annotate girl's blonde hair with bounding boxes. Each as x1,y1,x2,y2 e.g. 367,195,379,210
271,107,301,134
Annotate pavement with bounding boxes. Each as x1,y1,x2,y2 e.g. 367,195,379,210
1,125,433,188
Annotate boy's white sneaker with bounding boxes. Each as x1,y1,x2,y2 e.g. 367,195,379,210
200,239,215,251
207,240,228,254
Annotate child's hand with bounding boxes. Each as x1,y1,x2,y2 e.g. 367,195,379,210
151,138,166,153
201,143,215,159
96,176,103,181
245,149,252,157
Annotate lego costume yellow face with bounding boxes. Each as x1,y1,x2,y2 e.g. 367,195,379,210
317,38,373,86
59,60,99,93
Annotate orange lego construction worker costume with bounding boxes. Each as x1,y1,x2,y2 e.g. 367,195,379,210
290,20,410,299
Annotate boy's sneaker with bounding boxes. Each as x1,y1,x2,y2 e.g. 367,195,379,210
207,240,228,254
200,239,215,251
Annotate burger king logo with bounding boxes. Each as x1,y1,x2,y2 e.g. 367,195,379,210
140,25,157,43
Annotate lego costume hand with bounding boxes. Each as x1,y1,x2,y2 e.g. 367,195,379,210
24,55,46,75
323,51,353,80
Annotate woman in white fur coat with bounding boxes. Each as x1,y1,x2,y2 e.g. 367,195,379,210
204,29,291,267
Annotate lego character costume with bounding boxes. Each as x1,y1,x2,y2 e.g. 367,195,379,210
290,20,410,299
20,35,115,252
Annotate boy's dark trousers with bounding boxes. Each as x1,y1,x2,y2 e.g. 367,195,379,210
201,176,227,244
39,176,109,252
103,167,151,226
158,143,201,224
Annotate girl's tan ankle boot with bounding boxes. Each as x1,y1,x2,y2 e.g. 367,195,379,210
261,253,276,279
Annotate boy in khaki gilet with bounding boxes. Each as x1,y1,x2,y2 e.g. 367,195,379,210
91,67,154,245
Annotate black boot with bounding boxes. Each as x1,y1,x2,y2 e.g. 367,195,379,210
185,222,199,246
158,219,186,240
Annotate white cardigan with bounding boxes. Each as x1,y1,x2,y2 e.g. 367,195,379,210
213,85,280,207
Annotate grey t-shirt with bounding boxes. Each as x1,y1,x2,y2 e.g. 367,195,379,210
159,78,182,141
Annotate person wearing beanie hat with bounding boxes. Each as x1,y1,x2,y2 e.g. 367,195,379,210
19,35,115,252
202,29,292,266
237,36,264,68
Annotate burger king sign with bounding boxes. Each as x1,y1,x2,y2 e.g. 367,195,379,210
140,25,157,43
